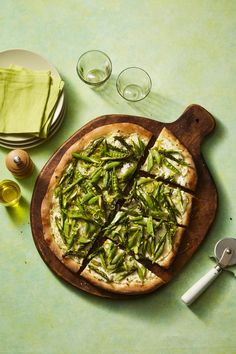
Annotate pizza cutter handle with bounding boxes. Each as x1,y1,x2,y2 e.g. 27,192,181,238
181,266,222,306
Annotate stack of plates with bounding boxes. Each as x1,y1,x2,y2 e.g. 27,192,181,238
0,49,66,149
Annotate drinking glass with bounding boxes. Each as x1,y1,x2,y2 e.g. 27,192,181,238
76,50,112,87
116,67,152,102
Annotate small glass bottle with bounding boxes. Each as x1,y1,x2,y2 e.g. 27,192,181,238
0,180,21,207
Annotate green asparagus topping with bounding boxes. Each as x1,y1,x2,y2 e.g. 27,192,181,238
111,168,120,195
104,161,122,170
159,149,189,166
90,168,103,183
53,133,154,264
87,195,100,205
114,136,131,150
101,152,130,161
153,240,166,262
72,152,99,164
137,264,146,282
163,159,180,174
152,149,162,166
113,269,136,282
86,240,151,284
85,138,104,156
147,216,155,237
78,237,91,244
147,152,154,172
88,264,110,282
59,159,77,185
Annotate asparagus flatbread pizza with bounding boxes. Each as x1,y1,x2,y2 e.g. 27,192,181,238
41,123,197,294
41,123,152,273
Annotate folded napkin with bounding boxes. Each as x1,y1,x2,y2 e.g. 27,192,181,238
0,65,64,138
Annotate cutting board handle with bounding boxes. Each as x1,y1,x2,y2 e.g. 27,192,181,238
169,104,216,151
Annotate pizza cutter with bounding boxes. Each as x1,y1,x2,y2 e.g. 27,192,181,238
181,238,236,306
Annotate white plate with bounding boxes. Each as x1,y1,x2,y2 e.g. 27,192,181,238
0,48,64,143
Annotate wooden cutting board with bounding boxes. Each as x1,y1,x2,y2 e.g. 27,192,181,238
30,104,218,298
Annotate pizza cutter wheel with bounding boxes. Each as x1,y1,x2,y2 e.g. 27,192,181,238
181,238,236,306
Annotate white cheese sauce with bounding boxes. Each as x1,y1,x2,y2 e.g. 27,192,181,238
50,195,67,251
50,195,84,265
88,240,156,285
142,138,190,187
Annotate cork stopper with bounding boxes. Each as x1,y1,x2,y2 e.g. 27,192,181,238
5,149,34,179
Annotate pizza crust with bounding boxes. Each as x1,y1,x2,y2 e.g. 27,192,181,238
80,267,164,295
74,122,152,152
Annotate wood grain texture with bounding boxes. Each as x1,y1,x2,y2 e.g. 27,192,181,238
30,104,218,298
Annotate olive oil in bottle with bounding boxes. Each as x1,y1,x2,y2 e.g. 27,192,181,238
0,180,21,207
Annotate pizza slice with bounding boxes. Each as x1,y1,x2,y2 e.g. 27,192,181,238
80,239,164,294
141,127,197,191
70,123,152,211
122,176,193,226
41,169,102,272
103,211,185,268
41,123,152,273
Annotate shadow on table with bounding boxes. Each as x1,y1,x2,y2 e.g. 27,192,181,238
178,115,231,322
5,195,29,223
93,74,184,122
54,273,179,323
200,116,230,250
53,263,233,324
1,165,39,224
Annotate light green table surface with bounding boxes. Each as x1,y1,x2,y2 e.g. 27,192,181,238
1,1,236,353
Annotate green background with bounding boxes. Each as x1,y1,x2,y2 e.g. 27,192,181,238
1,1,236,353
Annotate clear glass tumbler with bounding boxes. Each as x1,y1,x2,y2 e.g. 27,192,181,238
76,50,112,87
116,67,152,102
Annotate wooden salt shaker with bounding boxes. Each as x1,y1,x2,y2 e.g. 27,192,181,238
5,149,34,179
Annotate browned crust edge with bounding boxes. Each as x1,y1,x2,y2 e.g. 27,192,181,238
41,123,153,274
80,268,165,295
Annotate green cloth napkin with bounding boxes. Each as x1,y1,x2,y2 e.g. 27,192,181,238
10,65,64,138
0,65,64,138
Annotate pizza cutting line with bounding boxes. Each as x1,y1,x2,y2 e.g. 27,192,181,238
41,123,198,294
76,128,196,285
138,170,196,196
76,134,157,276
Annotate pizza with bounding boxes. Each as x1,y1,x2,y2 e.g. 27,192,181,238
81,239,164,294
41,122,197,294
141,127,197,191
